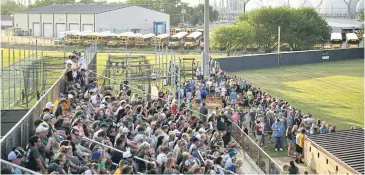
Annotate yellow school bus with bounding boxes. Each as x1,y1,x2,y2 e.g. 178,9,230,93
168,32,188,48
153,33,170,46
184,31,203,49
136,33,155,46
107,33,120,47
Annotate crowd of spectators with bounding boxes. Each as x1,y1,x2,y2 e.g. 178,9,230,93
2,52,245,174
2,52,351,175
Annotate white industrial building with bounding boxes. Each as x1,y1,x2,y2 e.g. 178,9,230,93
1,15,13,29
13,4,170,37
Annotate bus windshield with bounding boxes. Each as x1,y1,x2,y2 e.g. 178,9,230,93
330,40,342,44
170,37,180,42
185,37,195,42
348,40,359,44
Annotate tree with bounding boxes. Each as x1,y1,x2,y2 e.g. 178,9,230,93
238,6,331,52
1,0,27,15
78,0,95,4
211,22,255,56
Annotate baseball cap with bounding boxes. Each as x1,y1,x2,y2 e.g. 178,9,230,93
123,151,133,158
43,113,55,120
122,127,130,134
202,101,206,106
91,151,102,160
8,151,19,161
78,114,87,120
36,123,49,133
45,102,54,109
58,93,65,98
99,104,107,109
198,128,206,133
48,163,61,173
68,94,74,99
99,122,108,128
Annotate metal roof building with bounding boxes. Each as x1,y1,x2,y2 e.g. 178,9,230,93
304,129,365,174
13,4,170,37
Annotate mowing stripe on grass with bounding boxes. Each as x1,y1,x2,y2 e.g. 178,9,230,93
280,67,362,93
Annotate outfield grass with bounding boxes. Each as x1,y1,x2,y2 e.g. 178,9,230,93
231,59,364,130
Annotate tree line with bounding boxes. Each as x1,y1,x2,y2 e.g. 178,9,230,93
1,0,219,26
211,7,332,55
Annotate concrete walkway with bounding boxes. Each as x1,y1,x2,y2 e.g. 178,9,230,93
236,149,265,174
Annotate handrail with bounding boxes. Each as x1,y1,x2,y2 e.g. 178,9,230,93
198,150,238,175
111,162,145,175
82,137,151,163
232,122,282,169
0,159,41,175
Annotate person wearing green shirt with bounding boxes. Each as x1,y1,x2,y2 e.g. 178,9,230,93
179,100,186,111
188,101,193,115
241,81,247,91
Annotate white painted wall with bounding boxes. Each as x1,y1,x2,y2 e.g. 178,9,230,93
13,13,27,30
95,6,170,34
81,14,94,31
1,20,13,27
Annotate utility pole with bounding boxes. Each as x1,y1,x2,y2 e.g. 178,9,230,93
202,0,210,79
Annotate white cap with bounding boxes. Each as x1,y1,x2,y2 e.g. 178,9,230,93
65,60,73,65
8,151,17,161
45,102,54,109
68,94,74,99
198,128,206,133
36,123,49,133
122,127,130,133
99,104,107,109
123,151,133,158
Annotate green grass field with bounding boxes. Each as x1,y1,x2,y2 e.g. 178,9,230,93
231,59,364,130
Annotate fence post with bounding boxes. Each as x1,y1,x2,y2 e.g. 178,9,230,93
7,48,11,109
1,50,4,110
13,47,16,107
19,48,22,103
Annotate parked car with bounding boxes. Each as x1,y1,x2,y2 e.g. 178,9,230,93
54,36,65,45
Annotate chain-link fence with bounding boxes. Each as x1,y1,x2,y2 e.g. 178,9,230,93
0,43,97,160
0,44,70,110
0,41,99,110
1,34,56,46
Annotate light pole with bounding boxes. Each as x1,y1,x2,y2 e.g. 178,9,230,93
202,0,210,79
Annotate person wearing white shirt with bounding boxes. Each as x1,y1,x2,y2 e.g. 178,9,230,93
78,54,87,70
70,55,80,79
186,91,192,102
156,146,169,166
146,121,156,137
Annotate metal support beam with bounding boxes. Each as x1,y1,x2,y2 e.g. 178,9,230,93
202,0,210,79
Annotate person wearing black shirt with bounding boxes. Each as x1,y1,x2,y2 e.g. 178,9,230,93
26,136,47,173
54,98,68,134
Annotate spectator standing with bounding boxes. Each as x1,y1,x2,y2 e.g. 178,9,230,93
272,119,285,151
295,129,305,164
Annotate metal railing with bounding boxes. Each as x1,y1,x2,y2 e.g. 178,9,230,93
0,76,65,159
82,137,148,174
0,159,40,174
231,122,282,174
0,43,97,159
